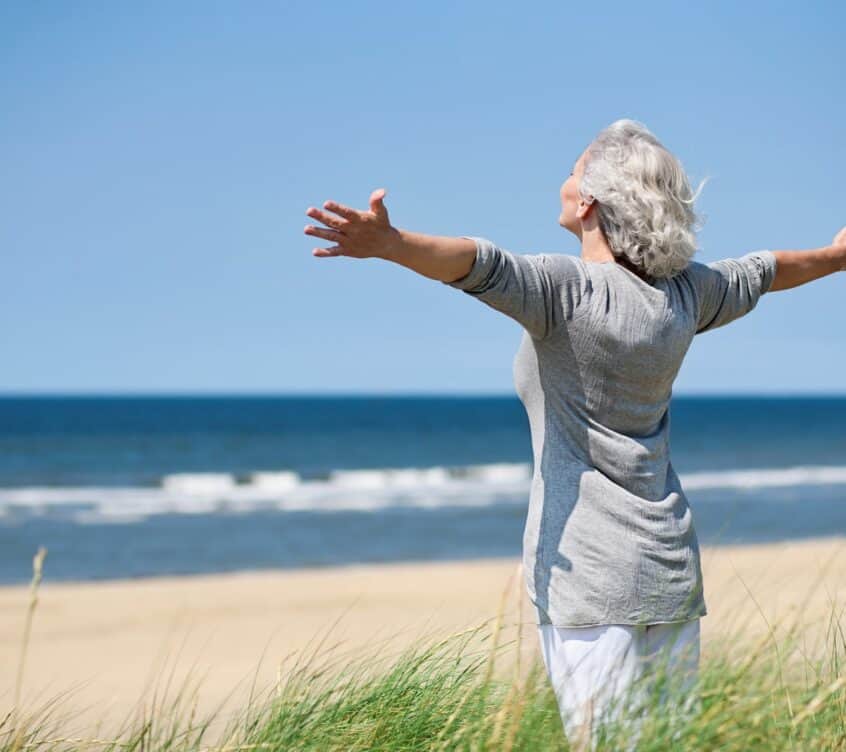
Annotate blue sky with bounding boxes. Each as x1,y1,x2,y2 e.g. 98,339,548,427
1,1,843,395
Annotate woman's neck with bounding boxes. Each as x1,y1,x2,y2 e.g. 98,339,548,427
578,228,654,283
614,252,654,283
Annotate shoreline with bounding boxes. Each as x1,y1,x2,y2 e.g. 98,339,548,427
2,535,846,740
5,530,846,589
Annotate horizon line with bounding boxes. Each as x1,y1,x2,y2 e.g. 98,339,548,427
0,390,845,399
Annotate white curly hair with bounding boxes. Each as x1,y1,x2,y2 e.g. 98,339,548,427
579,119,709,279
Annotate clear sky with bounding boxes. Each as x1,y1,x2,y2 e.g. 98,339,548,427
2,1,843,395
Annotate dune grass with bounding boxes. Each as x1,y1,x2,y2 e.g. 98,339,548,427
3,545,846,751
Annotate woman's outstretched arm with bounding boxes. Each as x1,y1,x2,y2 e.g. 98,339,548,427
769,239,846,291
304,189,584,339
688,235,844,335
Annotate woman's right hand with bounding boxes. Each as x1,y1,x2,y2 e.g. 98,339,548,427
304,189,401,259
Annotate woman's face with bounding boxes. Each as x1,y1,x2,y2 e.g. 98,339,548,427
559,146,593,238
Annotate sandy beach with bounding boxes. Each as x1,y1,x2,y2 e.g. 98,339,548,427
3,535,846,742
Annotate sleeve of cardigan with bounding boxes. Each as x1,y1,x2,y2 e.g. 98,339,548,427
441,236,585,340
691,250,778,334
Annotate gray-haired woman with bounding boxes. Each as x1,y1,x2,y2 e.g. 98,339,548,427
304,119,846,748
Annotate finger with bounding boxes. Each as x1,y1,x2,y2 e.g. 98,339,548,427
313,245,344,257
369,188,389,223
323,200,362,222
305,206,348,231
304,225,345,242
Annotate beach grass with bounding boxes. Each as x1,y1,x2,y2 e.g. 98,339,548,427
3,546,846,751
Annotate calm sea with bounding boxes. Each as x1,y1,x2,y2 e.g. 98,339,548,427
1,395,844,584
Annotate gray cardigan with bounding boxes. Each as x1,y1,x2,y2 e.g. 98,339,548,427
443,236,778,627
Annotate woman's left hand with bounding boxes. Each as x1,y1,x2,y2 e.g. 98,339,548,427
304,189,399,259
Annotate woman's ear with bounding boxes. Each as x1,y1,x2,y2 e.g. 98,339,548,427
576,197,595,220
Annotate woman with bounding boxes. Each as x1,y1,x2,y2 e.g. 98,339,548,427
304,119,846,747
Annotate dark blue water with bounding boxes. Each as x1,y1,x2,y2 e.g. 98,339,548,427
1,394,844,584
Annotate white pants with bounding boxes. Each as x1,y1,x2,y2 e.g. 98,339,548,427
537,618,700,749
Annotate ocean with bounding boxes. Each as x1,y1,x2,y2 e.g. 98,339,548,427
1,394,844,585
